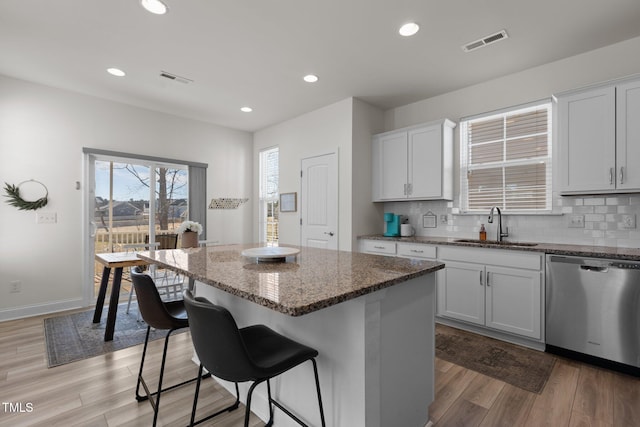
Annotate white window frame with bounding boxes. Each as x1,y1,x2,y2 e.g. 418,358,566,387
460,100,553,214
259,147,279,243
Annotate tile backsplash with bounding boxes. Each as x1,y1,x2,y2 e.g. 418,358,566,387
384,193,640,248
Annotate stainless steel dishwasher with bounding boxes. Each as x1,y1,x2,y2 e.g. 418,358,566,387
546,254,640,371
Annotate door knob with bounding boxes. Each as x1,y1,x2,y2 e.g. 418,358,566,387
324,232,334,236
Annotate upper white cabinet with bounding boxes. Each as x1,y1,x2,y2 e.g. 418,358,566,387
372,119,455,201
556,76,640,194
616,80,640,192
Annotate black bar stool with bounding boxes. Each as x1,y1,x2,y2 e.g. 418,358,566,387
130,267,206,426
183,290,326,427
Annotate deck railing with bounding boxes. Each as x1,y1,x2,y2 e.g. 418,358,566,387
95,230,148,252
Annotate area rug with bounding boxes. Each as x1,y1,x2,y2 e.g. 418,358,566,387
44,303,188,368
435,324,555,393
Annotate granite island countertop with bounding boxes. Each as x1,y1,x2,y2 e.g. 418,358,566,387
359,235,640,261
137,243,443,316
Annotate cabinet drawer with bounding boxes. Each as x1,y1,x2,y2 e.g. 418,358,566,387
361,240,397,255
397,243,437,259
439,246,542,270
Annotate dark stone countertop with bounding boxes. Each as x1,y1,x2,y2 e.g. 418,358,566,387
138,244,443,316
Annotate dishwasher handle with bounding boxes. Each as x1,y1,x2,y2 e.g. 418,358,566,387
580,265,608,273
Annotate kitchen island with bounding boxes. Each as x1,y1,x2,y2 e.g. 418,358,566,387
138,244,443,427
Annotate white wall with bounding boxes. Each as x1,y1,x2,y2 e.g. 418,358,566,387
0,75,253,319
351,98,385,249
253,97,385,251
254,98,353,249
382,35,640,247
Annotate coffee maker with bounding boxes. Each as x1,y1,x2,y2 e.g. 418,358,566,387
383,212,401,237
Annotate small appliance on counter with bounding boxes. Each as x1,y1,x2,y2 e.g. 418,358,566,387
383,212,401,236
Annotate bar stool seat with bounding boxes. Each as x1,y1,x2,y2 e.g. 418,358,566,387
184,290,326,427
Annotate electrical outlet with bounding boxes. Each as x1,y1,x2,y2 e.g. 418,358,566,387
36,211,57,224
568,215,584,228
621,214,636,229
10,280,21,293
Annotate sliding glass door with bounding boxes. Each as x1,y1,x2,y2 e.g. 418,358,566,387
86,154,188,301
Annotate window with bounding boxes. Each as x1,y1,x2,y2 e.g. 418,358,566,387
460,101,552,213
259,147,279,243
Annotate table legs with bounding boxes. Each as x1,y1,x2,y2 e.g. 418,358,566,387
104,267,124,341
92,266,124,342
93,266,111,323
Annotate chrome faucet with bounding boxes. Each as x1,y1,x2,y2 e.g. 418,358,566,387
488,206,509,242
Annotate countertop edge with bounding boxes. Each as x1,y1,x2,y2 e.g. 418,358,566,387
358,235,640,261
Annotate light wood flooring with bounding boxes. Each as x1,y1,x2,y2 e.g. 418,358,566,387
2,309,640,426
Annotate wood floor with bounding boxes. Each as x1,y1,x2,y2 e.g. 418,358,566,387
430,342,640,427
2,309,639,427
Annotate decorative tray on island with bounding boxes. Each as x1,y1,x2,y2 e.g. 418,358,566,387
241,247,300,262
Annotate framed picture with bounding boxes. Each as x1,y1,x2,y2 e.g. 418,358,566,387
280,192,297,212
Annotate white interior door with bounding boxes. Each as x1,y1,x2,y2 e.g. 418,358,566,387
300,153,338,250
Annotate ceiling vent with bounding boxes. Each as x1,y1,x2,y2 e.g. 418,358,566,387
159,71,193,84
462,29,509,52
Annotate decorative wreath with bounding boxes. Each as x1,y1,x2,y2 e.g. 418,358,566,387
3,180,49,210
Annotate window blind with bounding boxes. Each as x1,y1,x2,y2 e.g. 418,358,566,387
460,102,552,212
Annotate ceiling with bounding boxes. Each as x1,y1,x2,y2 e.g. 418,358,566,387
2,0,640,132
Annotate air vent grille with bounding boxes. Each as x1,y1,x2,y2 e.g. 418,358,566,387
462,30,508,52
159,71,193,84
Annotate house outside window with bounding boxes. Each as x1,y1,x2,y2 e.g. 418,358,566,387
460,101,552,213
259,147,279,243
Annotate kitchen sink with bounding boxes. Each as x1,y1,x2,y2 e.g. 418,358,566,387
453,238,538,247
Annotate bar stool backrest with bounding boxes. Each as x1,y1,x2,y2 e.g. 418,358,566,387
131,266,181,330
183,290,256,382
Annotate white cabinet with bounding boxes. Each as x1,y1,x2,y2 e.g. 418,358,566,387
616,80,640,192
360,239,396,255
359,240,437,260
372,119,455,201
396,243,437,260
437,246,543,340
437,260,485,325
557,77,640,194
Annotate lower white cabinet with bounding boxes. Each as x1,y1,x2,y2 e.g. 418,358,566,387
360,240,544,341
437,247,543,340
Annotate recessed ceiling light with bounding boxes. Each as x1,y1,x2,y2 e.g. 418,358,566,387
303,74,319,83
399,22,420,37
240,107,253,113
107,68,126,77
141,0,168,15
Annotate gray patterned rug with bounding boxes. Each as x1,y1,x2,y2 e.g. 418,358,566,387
44,303,188,368
435,324,556,393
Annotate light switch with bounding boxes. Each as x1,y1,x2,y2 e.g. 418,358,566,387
36,212,57,224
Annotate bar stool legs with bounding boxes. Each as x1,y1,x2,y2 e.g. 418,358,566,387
189,364,240,427
260,358,326,427
136,326,204,427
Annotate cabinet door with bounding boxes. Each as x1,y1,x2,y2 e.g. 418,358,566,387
485,266,541,339
408,126,442,199
557,86,616,193
437,261,485,325
616,80,640,191
373,132,408,200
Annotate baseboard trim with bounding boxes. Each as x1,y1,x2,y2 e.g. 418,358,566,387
0,298,85,322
